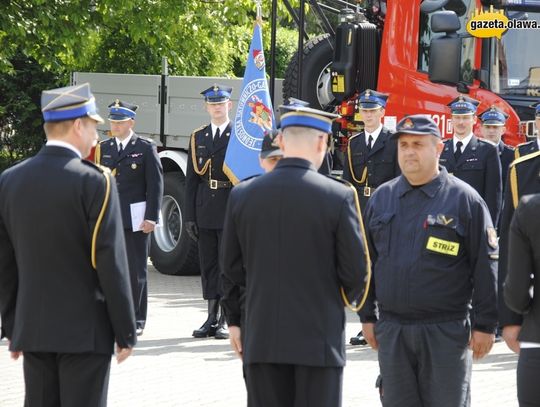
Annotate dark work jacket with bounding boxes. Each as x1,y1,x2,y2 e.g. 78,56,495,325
185,123,232,229
359,168,498,333
498,151,540,327
221,158,370,367
440,136,502,226
97,133,163,230
0,146,136,354
505,194,540,343
342,128,400,212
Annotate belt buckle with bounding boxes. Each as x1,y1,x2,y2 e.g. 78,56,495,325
210,179,218,190
363,186,371,197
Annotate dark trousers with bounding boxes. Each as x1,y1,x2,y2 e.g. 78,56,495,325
376,319,472,407
23,352,111,407
198,228,222,299
518,348,540,407
124,230,150,328
244,363,343,407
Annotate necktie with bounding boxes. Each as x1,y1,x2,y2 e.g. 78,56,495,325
367,135,373,152
213,128,220,145
454,141,463,161
118,142,124,155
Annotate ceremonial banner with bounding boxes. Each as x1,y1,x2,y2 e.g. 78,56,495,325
223,22,275,184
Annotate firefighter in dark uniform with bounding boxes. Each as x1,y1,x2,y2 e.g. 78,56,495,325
221,100,370,407
185,85,234,340
360,115,498,407
0,83,136,407
439,95,502,226
342,89,399,210
479,106,513,194
514,102,540,159
95,100,164,337
498,102,540,355
505,193,540,407
342,89,399,346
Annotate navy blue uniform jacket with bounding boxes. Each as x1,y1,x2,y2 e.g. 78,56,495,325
0,146,136,354
221,158,371,367
359,168,498,333
505,194,540,343
342,128,400,211
185,123,232,229
440,136,502,226
97,134,163,230
498,151,540,327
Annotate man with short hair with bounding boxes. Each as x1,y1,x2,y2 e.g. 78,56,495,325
185,85,234,340
342,89,399,346
95,99,163,337
479,106,513,194
440,95,502,226
361,115,498,407
221,100,371,407
0,83,136,407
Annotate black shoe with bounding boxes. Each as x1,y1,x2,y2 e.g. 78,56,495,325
350,330,368,346
214,305,229,339
192,299,219,338
214,324,229,340
192,320,217,338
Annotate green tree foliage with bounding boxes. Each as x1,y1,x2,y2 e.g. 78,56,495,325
0,0,330,169
0,53,60,170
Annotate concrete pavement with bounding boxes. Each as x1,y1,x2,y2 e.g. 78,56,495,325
0,266,518,406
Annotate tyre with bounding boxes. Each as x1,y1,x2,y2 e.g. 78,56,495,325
150,172,199,275
283,33,336,110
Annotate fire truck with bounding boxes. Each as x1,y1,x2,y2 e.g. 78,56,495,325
74,0,540,276
282,0,539,149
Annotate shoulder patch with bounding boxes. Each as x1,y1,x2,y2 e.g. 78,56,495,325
510,150,540,168
517,140,534,147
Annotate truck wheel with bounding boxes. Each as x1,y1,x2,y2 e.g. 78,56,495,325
150,172,199,275
283,33,335,110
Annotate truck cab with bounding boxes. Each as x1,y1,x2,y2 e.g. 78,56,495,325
283,0,540,146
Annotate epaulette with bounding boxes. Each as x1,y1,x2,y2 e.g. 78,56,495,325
82,159,111,174
477,138,493,145
191,125,207,136
240,174,261,182
328,175,352,186
348,133,362,143
98,137,112,145
517,140,534,147
510,150,540,168
138,136,156,145
442,138,452,143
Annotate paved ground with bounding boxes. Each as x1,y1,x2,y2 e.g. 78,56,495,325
1,266,518,406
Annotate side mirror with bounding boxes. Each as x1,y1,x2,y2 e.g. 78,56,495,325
428,11,462,85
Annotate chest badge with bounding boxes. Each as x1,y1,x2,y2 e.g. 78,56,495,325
426,237,460,256
131,163,137,170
